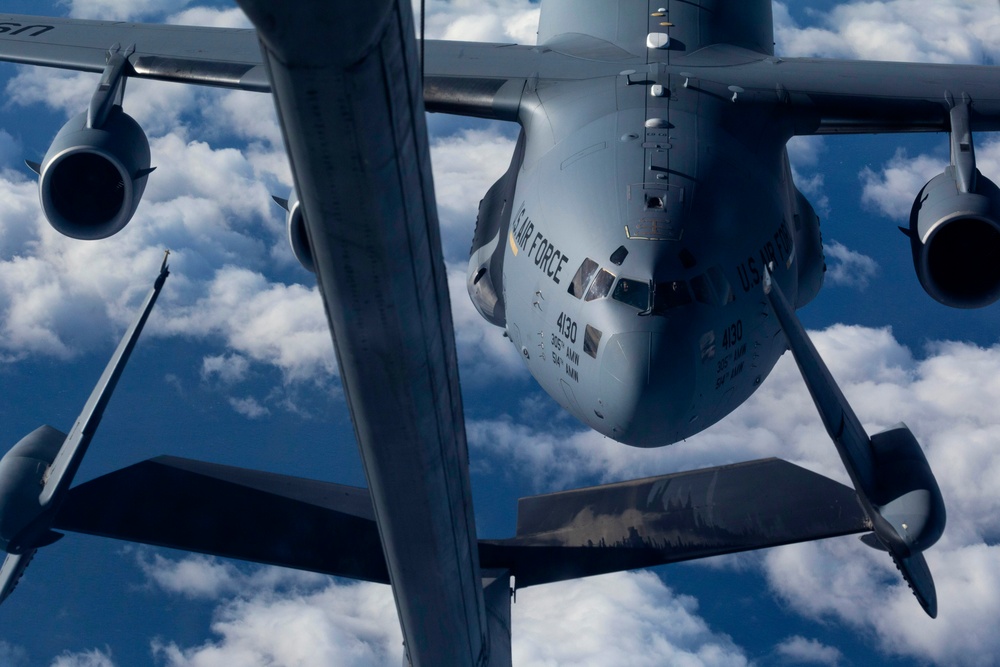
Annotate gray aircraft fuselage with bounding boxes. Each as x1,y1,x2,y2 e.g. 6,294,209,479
468,0,823,447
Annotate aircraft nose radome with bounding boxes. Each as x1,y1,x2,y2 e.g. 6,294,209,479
598,331,694,447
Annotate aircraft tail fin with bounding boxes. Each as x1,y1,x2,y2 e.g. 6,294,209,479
763,265,943,617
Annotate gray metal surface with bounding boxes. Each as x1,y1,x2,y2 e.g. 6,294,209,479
232,1,488,665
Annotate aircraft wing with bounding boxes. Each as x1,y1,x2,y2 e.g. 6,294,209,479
52,455,867,588
6,12,1000,132
679,53,1000,135
0,13,594,120
0,14,269,91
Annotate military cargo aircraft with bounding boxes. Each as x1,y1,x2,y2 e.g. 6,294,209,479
0,1,994,664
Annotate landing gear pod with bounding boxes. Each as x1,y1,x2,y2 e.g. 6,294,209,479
37,107,152,240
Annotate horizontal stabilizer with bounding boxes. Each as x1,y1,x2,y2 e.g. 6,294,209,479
54,456,867,589
481,458,867,587
55,456,390,584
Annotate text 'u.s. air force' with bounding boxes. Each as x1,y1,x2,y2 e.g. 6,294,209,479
509,205,570,285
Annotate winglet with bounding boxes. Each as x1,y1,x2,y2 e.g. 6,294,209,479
38,259,170,508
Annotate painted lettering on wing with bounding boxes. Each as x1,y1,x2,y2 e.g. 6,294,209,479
0,23,55,37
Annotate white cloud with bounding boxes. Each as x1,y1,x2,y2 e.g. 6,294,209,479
138,552,240,599
823,240,879,289
0,130,19,169
774,636,843,666
0,640,26,666
141,555,746,667
430,127,517,253
166,267,335,382
512,572,748,667
774,1,1000,63
4,69,94,120
228,395,269,419
167,7,251,29
65,0,190,22
860,149,946,220
50,648,116,667
201,353,250,384
786,136,825,169
142,556,403,667
415,0,540,44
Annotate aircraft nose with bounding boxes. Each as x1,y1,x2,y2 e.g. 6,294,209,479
598,329,695,446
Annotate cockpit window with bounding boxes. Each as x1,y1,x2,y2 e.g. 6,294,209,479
585,269,616,301
610,245,628,266
567,258,599,298
652,281,692,314
612,278,651,311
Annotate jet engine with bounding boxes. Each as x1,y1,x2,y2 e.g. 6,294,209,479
274,189,314,273
908,168,1000,308
36,106,152,240
0,426,65,554
864,424,946,555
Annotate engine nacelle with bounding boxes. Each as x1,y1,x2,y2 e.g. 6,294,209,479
909,167,1000,308
282,189,315,273
867,423,945,555
0,426,65,553
38,106,151,240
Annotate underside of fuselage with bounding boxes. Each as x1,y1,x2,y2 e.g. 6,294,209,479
467,0,825,447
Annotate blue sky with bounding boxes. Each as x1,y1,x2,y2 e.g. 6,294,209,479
2,1,1000,665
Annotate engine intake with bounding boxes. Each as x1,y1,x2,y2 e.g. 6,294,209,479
909,167,1000,308
37,106,151,240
